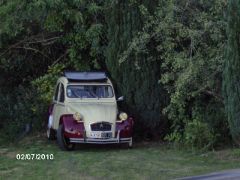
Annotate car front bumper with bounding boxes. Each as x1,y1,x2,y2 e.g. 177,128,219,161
69,130,132,144
69,137,132,144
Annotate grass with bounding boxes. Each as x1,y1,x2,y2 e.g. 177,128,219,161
0,133,240,180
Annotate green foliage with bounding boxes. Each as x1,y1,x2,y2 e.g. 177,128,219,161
32,64,65,103
164,130,183,148
0,86,45,141
112,0,228,142
159,0,226,130
223,0,240,144
0,0,107,141
105,0,168,137
184,119,216,150
158,0,226,133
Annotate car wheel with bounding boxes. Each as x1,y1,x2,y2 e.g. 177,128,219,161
57,124,75,151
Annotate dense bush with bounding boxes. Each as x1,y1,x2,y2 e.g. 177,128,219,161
0,86,46,141
184,119,216,150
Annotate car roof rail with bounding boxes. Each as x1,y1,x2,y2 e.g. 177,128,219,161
64,71,108,82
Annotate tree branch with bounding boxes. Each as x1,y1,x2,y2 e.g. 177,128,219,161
204,90,224,102
0,35,62,58
51,50,69,66
14,46,52,61
27,36,61,45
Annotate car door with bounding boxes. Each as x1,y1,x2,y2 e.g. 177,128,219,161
53,83,65,129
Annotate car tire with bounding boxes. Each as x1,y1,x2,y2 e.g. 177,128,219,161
47,127,56,140
57,124,75,151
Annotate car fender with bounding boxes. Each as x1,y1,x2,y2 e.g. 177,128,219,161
116,117,134,138
60,114,85,138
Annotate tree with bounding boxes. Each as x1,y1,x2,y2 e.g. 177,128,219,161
105,0,168,138
223,0,240,144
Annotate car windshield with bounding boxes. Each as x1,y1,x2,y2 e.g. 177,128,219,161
67,85,114,98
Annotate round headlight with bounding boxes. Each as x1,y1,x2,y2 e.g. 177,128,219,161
119,112,128,121
73,112,83,121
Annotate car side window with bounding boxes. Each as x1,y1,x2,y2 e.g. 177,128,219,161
59,84,65,103
54,84,60,101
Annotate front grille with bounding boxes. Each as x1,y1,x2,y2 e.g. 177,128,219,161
91,122,112,131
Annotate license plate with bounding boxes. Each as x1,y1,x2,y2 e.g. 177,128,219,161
101,132,112,138
90,132,112,138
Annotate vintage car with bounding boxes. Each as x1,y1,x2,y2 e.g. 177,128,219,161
47,72,133,150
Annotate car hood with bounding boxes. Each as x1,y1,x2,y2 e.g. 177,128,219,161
67,102,117,137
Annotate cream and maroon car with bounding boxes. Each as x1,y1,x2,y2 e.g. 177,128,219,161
47,72,133,150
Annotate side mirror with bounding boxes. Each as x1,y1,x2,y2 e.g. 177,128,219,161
117,96,124,102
